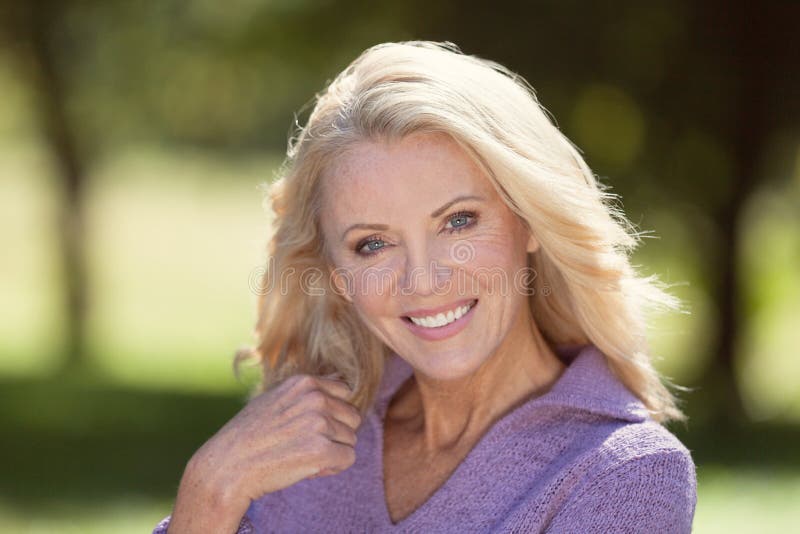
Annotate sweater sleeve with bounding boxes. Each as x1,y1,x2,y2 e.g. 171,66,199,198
151,513,255,534
543,450,697,534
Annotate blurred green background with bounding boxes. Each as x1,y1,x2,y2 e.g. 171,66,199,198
1,0,798,532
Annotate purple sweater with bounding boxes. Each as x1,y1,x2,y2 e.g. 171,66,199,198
154,344,697,533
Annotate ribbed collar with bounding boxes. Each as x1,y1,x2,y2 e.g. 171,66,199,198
375,343,650,423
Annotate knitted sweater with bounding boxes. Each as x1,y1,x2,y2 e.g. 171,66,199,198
153,344,697,533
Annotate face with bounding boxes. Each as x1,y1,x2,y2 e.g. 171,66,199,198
319,131,540,380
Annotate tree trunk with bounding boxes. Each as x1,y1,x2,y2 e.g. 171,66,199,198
691,0,797,425
16,3,89,372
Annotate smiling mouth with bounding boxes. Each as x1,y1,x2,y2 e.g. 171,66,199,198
402,299,478,328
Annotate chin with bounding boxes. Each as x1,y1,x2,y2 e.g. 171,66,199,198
408,348,489,381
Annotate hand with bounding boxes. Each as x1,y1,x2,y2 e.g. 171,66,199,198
168,374,362,532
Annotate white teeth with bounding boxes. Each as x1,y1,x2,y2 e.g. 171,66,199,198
408,301,475,328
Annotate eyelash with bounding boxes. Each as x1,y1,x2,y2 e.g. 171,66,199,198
354,210,478,257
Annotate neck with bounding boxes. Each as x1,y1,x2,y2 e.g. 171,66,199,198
390,308,566,454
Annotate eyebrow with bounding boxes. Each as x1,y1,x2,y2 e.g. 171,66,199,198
340,194,485,240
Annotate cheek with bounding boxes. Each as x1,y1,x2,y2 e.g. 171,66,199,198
456,225,530,296
466,230,527,270
351,294,390,324
343,261,402,317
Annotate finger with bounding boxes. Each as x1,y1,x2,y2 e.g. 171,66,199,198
323,415,358,447
324,396,363,430
294,388,362,430
309,466,343,479
281,393,362,432
316,440,357,476
314,376,354,401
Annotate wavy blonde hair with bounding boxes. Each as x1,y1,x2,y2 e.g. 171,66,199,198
235,41,690,425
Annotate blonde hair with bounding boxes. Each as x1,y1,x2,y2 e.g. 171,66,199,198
235,41,690,425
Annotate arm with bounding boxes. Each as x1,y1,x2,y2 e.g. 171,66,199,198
150,375,361,533
543,450,697,534
152,453,254,533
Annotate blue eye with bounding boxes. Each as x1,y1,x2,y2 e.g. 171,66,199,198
355,235,386,256
450,215,469,228
445,211,477,233
353,210,478,258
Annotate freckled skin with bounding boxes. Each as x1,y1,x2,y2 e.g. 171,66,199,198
320,131,540,381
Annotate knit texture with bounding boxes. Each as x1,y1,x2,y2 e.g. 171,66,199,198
153,344,697,533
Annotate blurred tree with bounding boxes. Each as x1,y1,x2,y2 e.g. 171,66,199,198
1,0,90,372
691,0,800,425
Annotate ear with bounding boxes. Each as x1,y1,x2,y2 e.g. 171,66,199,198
524,225,540,254
515,214,540,255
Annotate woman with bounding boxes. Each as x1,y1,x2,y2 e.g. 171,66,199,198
154,41,697,533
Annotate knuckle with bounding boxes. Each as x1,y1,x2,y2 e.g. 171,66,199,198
319,438,339,458
336,405,360,428
308,411,330,433
283,374,300,388
296,374,317,388
304,390,328,409
287,374,315,392
308,434,333,458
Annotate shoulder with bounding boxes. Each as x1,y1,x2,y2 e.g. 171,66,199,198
591,418,696,468
547,449,697,533
544,420,697,533
584,422,697,503
570,416,697,493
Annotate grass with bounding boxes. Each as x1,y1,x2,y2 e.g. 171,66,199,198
0,498,173,534
694,465,800,533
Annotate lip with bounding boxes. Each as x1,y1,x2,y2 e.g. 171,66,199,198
401,299,478,341
402,297,477,319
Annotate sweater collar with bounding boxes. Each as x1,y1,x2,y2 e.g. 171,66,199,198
377,343,650,423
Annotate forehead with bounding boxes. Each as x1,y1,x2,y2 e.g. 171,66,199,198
320,132,495,219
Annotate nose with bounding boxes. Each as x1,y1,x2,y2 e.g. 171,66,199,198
399,239,453,297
